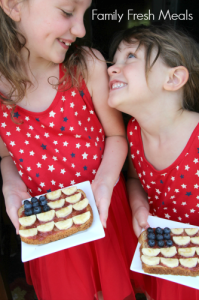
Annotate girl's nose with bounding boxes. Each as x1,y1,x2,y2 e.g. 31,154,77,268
107,64,121,76
71,18,86,38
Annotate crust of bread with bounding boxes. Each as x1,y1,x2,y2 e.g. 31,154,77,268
18,189,93,245
139,229,199,276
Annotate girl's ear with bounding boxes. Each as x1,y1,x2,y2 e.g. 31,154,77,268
0,0,21,22
164,66,189,91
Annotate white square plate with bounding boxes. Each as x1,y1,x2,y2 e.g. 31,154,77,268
130,215,199,290
21,181,105,262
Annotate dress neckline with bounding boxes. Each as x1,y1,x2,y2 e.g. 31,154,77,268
137,121,199,174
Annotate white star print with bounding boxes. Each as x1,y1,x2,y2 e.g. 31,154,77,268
173,208,177,213
70,102,75,108
171,177,175,181
55,149,59,153
63,157,67,162
35,135,40,139
93,155,98,160
156,189,161,194
129,131,133,136
61,96,66,101
16,127,21,132
76,143,81,149
63,141,68,146
3,112,8,118
49,122,55,128
196,170,199,177
90,110,94,114
75,112,78,116
190,209,195,213
53,141,58,145
71,164,75,168
175,189,179,193
48,165,55,172
182,202,187,206
1,123,7,128
86,143,90,148
193,158,199,164
185,165,190,171
165,213,171,219
82,153,88,159
78,121,82,126
19,149,24,154
25,116,30,121
26,133,31,137
53,156,58,161
29,151,35,156
6,132,11,136
69,127,74,131
92,170,96,174
61,169,66,174
42,155,47,160
51,180,56,185
37,163,42,168
44,133,49,138
131,154,135,159
49,111,56,117
75,172,81,177
82,105,86,110
181,184,187,188
194,184,199,189
60,108,64,112
27,167,31,171
40,182,45,187
71,91,76,97
10,141,15,146
19,170,23,176
173,201,176,204
185,214,189,218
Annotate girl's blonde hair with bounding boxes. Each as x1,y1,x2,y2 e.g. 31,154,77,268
0,6,89,117
109,25,199,112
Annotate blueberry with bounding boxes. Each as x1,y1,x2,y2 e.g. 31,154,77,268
33,206,42,214
43,204,50,212
148,239,155,247
155,227,163,234
24,200,32,210
32,201,39,207
156,234,163,241
163,227,171,234
24,209,33,216
166,240,173,247
39,195,46,201
31,197,38,203
40,199,47,206
147,227,154,234
157,240,165,247
163,233,171,240
147,233,156,240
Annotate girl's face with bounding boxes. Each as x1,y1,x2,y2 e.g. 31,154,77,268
108,41,168,114
17,0,91,64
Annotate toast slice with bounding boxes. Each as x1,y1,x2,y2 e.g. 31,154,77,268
18,187,93,245
139,227,199,276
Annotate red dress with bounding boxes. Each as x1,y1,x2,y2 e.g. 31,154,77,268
0,65,139,300
127,118,199,300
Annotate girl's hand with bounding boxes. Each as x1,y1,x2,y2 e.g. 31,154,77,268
3,181,30,234
91,181,113,228
133,206,151,237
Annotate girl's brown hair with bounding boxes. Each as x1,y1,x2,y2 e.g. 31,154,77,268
0,6,90,117
109,25,199,112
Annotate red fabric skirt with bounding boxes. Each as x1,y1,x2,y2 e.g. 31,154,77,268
24,176,141,300
144,277,199,300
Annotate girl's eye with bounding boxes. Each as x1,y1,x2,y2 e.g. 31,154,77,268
62,10,73,17
127,53,135,59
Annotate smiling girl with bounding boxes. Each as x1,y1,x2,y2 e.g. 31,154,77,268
0,1,138,299
108,24,199,300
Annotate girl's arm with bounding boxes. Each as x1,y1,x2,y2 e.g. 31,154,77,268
86,49,128,228
0,137,30,234
127,153,150,237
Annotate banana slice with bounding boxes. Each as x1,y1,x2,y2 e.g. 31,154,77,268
173,236,190,246
142,248,160,257
48,199,65,209
179,258,198,268
141,255,160,266
73,198,89,211
190,237,199,245
19,228,38,237
19,215,36,227
195,248,199,255
55,205,72,218
55,218,73,230
185,228,198,236
160,246,177,258
178,247,196,257
37,210,55,222
46,189,62,200
171,228,184,235
73,211,91,225
160,257,179,268
37,221,54,232
62,186,77,196
65,193,81,204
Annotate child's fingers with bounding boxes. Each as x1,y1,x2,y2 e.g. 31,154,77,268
7,206,20,234
97,200,108,228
